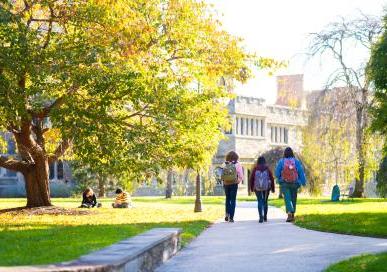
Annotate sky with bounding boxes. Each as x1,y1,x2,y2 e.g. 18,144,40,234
210,0,386,103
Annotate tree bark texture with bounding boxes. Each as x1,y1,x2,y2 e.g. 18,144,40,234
194,172,202,212
0,119,69,207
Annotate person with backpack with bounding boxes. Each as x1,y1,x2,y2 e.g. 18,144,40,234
275,147,306,222
221,151,243,223
249,156,275,223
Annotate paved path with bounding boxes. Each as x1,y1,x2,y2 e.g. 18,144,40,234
157,202,387,272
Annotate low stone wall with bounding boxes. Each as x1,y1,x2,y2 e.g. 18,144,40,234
1,228,182,272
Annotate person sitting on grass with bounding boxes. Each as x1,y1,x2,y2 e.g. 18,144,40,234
80,188,102,208
112,188,130,208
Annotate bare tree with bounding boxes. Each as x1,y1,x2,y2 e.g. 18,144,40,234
309,13,382,197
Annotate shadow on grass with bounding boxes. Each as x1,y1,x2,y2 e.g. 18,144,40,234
296,212,387,238
0,219,211,267
0,207,26,214
269,198,387,207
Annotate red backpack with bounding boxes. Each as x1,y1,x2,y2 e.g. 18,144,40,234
281,158,298,183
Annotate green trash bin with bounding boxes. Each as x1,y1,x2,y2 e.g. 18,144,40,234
331,185,340,202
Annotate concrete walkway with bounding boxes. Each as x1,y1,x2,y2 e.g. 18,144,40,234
157,202,387,272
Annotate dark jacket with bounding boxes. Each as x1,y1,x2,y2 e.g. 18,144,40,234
82,192,97,207
249,164,275,193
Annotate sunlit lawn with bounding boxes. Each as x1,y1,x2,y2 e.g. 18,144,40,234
269,198,387,238
325,252,387,272
1,196,386,269
0,196,228,266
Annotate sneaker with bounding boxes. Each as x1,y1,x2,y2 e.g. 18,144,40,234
259,218,264,223
286,213,293,222
225,214,229,222
291,213,295,222
229,219,234,223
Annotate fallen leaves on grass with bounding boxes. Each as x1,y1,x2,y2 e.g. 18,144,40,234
0,206,93,216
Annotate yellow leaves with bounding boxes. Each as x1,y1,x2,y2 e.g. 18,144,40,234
0,136,6,154
44,128,63,153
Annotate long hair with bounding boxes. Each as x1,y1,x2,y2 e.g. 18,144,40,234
284,147,295,158
257,156,266,166
225,151,239,162
84,188,93,196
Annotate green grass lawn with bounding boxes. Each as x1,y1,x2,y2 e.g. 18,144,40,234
1,196,386,269
325,252,387,272
269,197,387,272
0,196,227,266
269,198,387,238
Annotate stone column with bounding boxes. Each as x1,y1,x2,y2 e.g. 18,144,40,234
235,116,239,135
280,127,283,143
262,120,265,137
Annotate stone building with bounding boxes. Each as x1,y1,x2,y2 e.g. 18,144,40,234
212,75,309,194
212,95,308,194
276,74,304,108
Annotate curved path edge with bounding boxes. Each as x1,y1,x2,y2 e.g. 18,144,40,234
157,202,387,272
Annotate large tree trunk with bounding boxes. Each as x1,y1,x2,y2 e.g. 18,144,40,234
24,157,51,207
14,119,54,207
165,170,173,199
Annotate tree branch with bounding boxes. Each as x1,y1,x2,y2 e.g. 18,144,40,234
41,4,54,49
30,86,78,118
48,138,71,163
0,156,30,172
126,104,150,119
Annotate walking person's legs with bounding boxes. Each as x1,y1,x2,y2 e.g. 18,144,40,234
290,184,298,221
255,191,264,223
281,183,295,222
224,185,231,221
263,190,270,221
229,184,238,222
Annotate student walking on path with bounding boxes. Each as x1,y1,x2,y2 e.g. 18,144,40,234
249,156,275,223
275,147,306,222
221,151,244,223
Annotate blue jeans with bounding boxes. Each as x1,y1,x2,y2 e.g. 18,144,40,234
224,184,238,219
281,183,299,213
255,190,269,219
